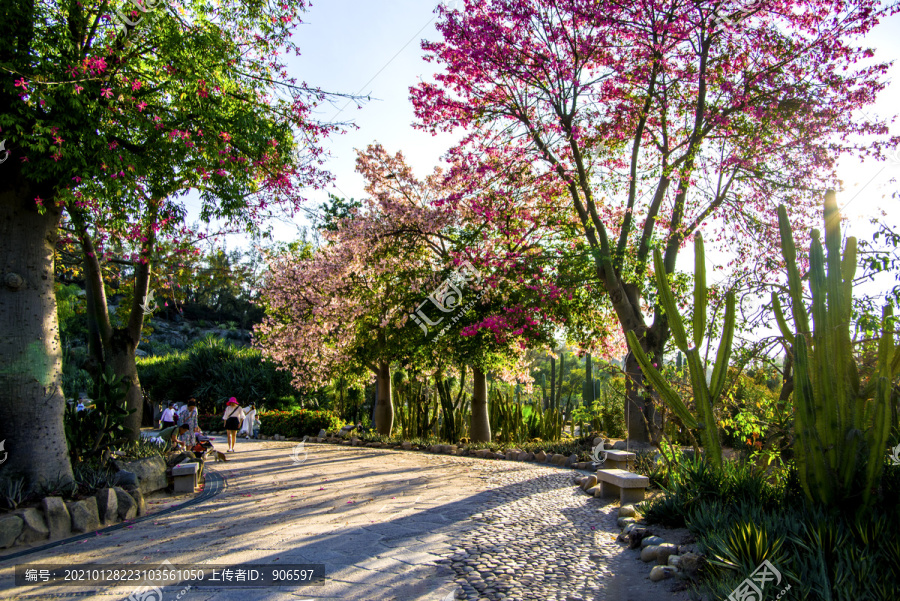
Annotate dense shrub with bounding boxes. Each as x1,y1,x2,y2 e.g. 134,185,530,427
258,409,344,438
638,458,900,600
137,336,307,413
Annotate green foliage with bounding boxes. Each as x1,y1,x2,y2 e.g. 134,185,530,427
61,346,93,400
111,438,166,460
64,368,135,464
137,336,302,413
627,234,735,468
258,409,344,438
772,194,898,508
0,477,28,510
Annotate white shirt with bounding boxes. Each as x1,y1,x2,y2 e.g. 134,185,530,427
161,408,176,422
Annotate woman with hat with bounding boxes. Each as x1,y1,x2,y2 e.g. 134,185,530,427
222,397,245,453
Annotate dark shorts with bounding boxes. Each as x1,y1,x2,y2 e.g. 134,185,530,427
225,417,241,431
162,420,175,429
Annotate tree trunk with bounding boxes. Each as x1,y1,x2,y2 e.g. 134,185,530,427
469,367,491,442
0,188,74,489
374,361,393,435
107,331,143,439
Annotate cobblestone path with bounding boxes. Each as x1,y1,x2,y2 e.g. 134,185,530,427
0,440,689,601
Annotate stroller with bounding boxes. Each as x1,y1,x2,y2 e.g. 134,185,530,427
190,434,214,458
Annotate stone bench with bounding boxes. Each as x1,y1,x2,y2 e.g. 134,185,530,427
598,450,635,472
172,463,199,494
595,468,648,504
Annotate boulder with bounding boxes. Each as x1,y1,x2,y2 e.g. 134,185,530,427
0,515,24,548
678,552,703,580
494,452,506,460
565,453,578,467
127,487,146,517
581,475,598,491
67,498,100,533
13,508,49,544
617,517,635,529
641,545,659,562
95,488,118,525
318,429,327,438
550,454,566,466
401,441,412,450
41,497,71,539
612,440,627,450
112,470,138,488
587,485,602,496
522,452,534,461
113,487,138,520
574,475,585,486
656,543,679,565
641,535,665,548
535,451,547,463
667,555,681,568
115,456,167,495
618,505,636,518
649,565,677,582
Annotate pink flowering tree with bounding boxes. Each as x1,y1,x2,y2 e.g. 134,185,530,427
0,0,353,482
412,0,899,441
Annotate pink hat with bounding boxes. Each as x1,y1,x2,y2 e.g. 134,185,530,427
227,397,238,405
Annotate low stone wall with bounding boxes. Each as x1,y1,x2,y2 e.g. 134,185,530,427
0,486,146,550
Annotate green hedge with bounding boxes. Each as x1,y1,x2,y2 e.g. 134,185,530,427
137,335,303,413
258,409,344,438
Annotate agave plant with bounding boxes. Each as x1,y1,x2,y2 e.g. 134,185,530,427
626,233,735,468
771,192,898,507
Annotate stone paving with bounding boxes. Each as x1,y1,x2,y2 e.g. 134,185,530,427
0,438,690,601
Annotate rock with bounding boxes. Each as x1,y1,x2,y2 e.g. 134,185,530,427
581,475,598,491
617,523,636,542
574,475,585,486
587,485,602,497
95,488,118,525
491,452,503,460
41,497,71,539
565,453,578,467
166,452,193,467
523,452,534,461
667,555,681,568
641,535,665,548
318,429,326,438
13,508,49,544
115,456,167,495
627,528,649,549
128,488,147,516
593,437,603,447
612,440,627,450
641,545,659,562
67,498,100,533
113,487,138,521
550,454,566,466
649,565,677,582
617,517,635,529
618,505,636,517
112,470,138,488
401,441,412,450
656,543,679,565
535,451,547,463
517,451,530,461
678,544,697,555
0,515,24,548
678,553,703,580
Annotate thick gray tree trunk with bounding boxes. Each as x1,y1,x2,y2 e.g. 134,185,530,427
469,367,490,442
0,186,74,488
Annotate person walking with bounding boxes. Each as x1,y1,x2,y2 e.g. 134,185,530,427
161,403,177,429
222,397,244,453
183,400,200,448
239,403,257,439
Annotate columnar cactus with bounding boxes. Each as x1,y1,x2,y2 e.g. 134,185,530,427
772,191,898,507
626,234,734,468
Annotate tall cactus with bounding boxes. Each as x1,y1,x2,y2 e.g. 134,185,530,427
626,234,735,468
772,191,898,507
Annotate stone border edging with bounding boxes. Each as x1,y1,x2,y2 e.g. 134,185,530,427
0,470,226,563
